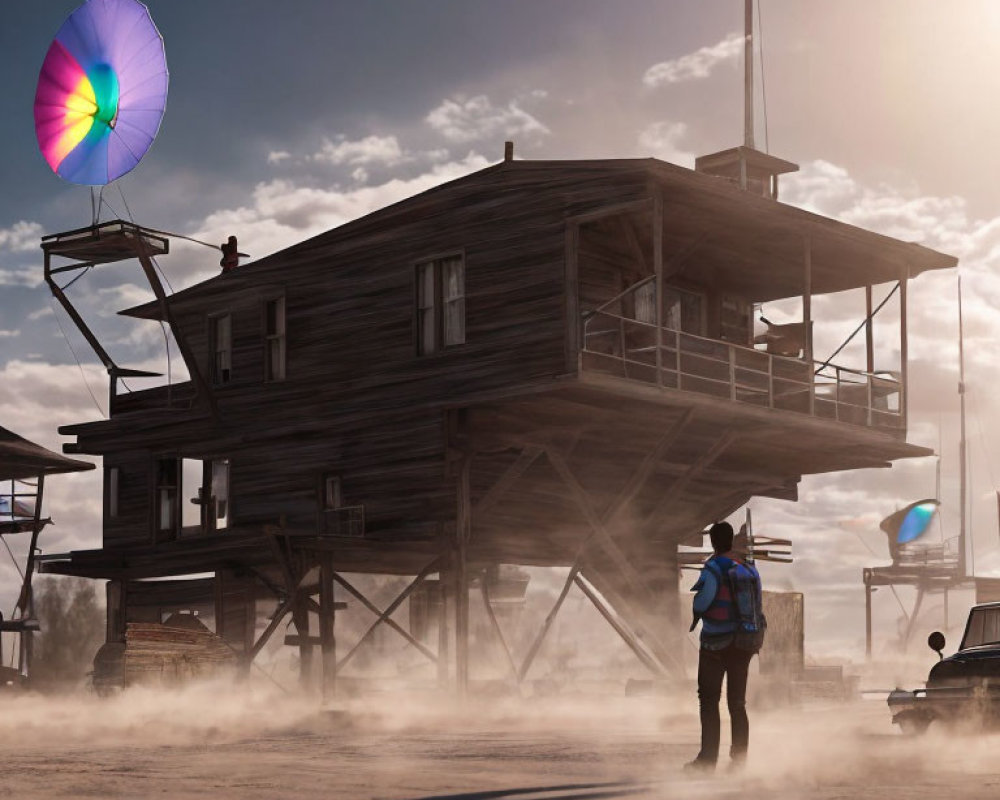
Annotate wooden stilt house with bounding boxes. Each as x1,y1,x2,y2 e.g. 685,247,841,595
39,145,956,691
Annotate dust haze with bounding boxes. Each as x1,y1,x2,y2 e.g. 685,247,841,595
2,644,998,799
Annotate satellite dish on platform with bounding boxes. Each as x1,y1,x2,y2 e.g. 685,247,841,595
34,0,168,185
880,499,940,546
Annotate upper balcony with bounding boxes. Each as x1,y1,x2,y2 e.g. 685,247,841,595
582,304,903,432
565,171,957,437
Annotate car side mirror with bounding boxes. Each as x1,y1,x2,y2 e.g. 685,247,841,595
928,631,946,660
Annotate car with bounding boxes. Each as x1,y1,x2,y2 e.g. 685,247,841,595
888,602,1000,733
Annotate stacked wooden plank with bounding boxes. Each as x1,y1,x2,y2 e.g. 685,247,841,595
124,618,236,685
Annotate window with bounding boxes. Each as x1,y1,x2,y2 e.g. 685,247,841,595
720,294,751,345
320,474,365,537
211,314,232,384
416,255,465,355
106,466,120,519
212,459,230,531
634,281,656,325
963,606,1000,649
181,458,230,536
265,297,286,381
442,257,465,346
156,458,179,539
663,286,704,335
324,475,342,510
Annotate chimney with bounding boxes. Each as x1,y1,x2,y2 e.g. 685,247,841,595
220,235,240,272
693,0,797,198
503,141,514,162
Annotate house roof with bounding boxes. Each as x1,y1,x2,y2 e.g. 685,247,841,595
0,426,95,481
120,157,958,318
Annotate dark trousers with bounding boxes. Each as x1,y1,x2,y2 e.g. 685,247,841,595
696,644,753,763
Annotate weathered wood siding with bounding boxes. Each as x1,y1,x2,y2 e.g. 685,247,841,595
77,164,653,557
103,451,152,549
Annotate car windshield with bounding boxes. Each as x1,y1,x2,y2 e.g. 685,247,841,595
962,607,1000,649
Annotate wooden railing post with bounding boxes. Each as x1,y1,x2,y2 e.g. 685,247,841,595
619,316,626,377
729,345,736,401
834,368,840,422
675,330,682,390
803,234,814,416
768,355,774,409
653,191,663,387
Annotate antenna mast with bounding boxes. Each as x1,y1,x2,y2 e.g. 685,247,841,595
958,275,968,577
744,0,755,149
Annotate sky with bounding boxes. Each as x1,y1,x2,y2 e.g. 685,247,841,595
3,0,1000,662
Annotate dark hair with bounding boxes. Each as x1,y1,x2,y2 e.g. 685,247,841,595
709,521,734,553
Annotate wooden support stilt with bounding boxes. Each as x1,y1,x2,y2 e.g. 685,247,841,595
337,557,441,672
319,551,336,701
574,573,666,677
16,474,45,678
438,562,451,688
480,571,521,690
518,565,578,682
864,570,873,661
455,456,472,698
291,593,313,689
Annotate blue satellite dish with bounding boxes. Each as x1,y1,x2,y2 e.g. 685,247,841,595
880,499,940,545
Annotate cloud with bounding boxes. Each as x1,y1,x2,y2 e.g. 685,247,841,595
425,95,549,144
637,121,695,168
96,283,155,315
0,220,43,253
0,266,41,288
194,152,492,266
267,150,291,165
0,329,19,338
312,135,405,167
643,32,743,87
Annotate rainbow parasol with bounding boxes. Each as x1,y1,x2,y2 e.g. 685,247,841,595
34,0,168,186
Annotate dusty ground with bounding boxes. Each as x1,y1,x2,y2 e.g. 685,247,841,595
2,681,1000,799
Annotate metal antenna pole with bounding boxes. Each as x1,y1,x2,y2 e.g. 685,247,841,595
744,0,755,149
958,275,969,577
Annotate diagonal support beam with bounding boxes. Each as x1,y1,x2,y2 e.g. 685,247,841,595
133,236,217,418
546,448,659,612
263,523,298,596
574,573,666,678
249,595,294,660
641,430,738,529
336,556,442,672
473,446,542,518
480,571,521,690
603,408,694,526
518,565,579,683
332,572,437,664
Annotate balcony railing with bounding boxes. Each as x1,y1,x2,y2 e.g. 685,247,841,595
581,311,903,432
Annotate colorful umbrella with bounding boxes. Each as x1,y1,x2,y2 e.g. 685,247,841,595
34,0,168,185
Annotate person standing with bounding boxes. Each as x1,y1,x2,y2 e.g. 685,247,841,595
685,521,765,772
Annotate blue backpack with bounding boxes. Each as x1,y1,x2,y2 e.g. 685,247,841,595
725,560,767,653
